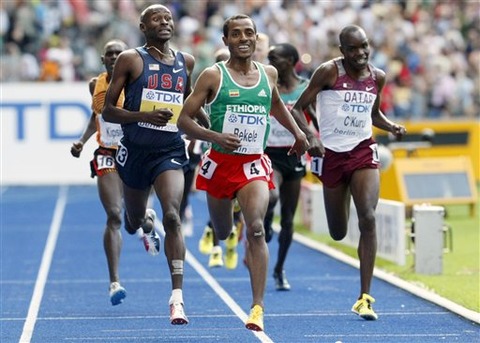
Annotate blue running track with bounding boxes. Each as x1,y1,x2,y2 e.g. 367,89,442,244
1,186,479,342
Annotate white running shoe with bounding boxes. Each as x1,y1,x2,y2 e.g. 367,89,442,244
109,282,126,306
169,302,189,325
142,209,160,256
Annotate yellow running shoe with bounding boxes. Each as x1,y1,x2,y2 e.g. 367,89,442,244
351,293,378,320
225,247,238,270
225,226,238,269
208,246,224,268
245,304,264,331
225,226,238,249
198,226,214,255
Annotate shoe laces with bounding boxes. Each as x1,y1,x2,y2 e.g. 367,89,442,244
362,294,375,305
357,294,375,310
170,302,185,316
250,305,263,319
110,282,120,292
363,299,372,310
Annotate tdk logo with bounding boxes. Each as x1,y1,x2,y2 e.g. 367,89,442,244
226,112,265,125
146,90,182,104
1,101,91,140
237,114,265,125
146,91,156,100
227,112,238,123
342,103,372,113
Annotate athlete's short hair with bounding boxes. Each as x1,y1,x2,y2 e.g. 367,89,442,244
223,14,256,37
269,43,299,65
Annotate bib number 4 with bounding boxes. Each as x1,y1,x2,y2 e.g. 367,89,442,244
243,156,271,180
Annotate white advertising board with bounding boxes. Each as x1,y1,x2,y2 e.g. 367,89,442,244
2,82,96,185
300,181,406,265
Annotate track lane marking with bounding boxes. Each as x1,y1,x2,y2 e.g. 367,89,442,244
19,186,68,343
154,214,274,343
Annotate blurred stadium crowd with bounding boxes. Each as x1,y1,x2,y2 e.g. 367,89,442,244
1,0,479,119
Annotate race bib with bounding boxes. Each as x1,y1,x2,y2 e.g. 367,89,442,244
242,155,272,180
98,114,123,147
96,154,115,170
138,88,184,132
370,143,380,163
222,111,267,154
310,156,323,176
115,142,128,167
198,154,218,180
267,116,294,147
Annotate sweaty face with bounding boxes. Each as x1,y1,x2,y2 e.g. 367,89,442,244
142,5,174,41
223,18,257,58
341,30,370,70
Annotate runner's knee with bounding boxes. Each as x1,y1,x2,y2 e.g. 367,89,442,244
358,210,376,233
329,226,347,241
162,210,181,231
246,220,265,241
106,207,122,230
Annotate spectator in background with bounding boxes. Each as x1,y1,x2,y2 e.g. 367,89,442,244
1,42,23,81
1,2,478,114
452,69,476,118
43,35,77,81
391,56,412,119
428,61,456,118
253,32,269,63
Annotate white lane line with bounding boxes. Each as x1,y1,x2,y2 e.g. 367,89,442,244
292,231,480,324
19,186,68,343
1,310,452,322
154,215,273,343
306,333,463,338
185,251,274,343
